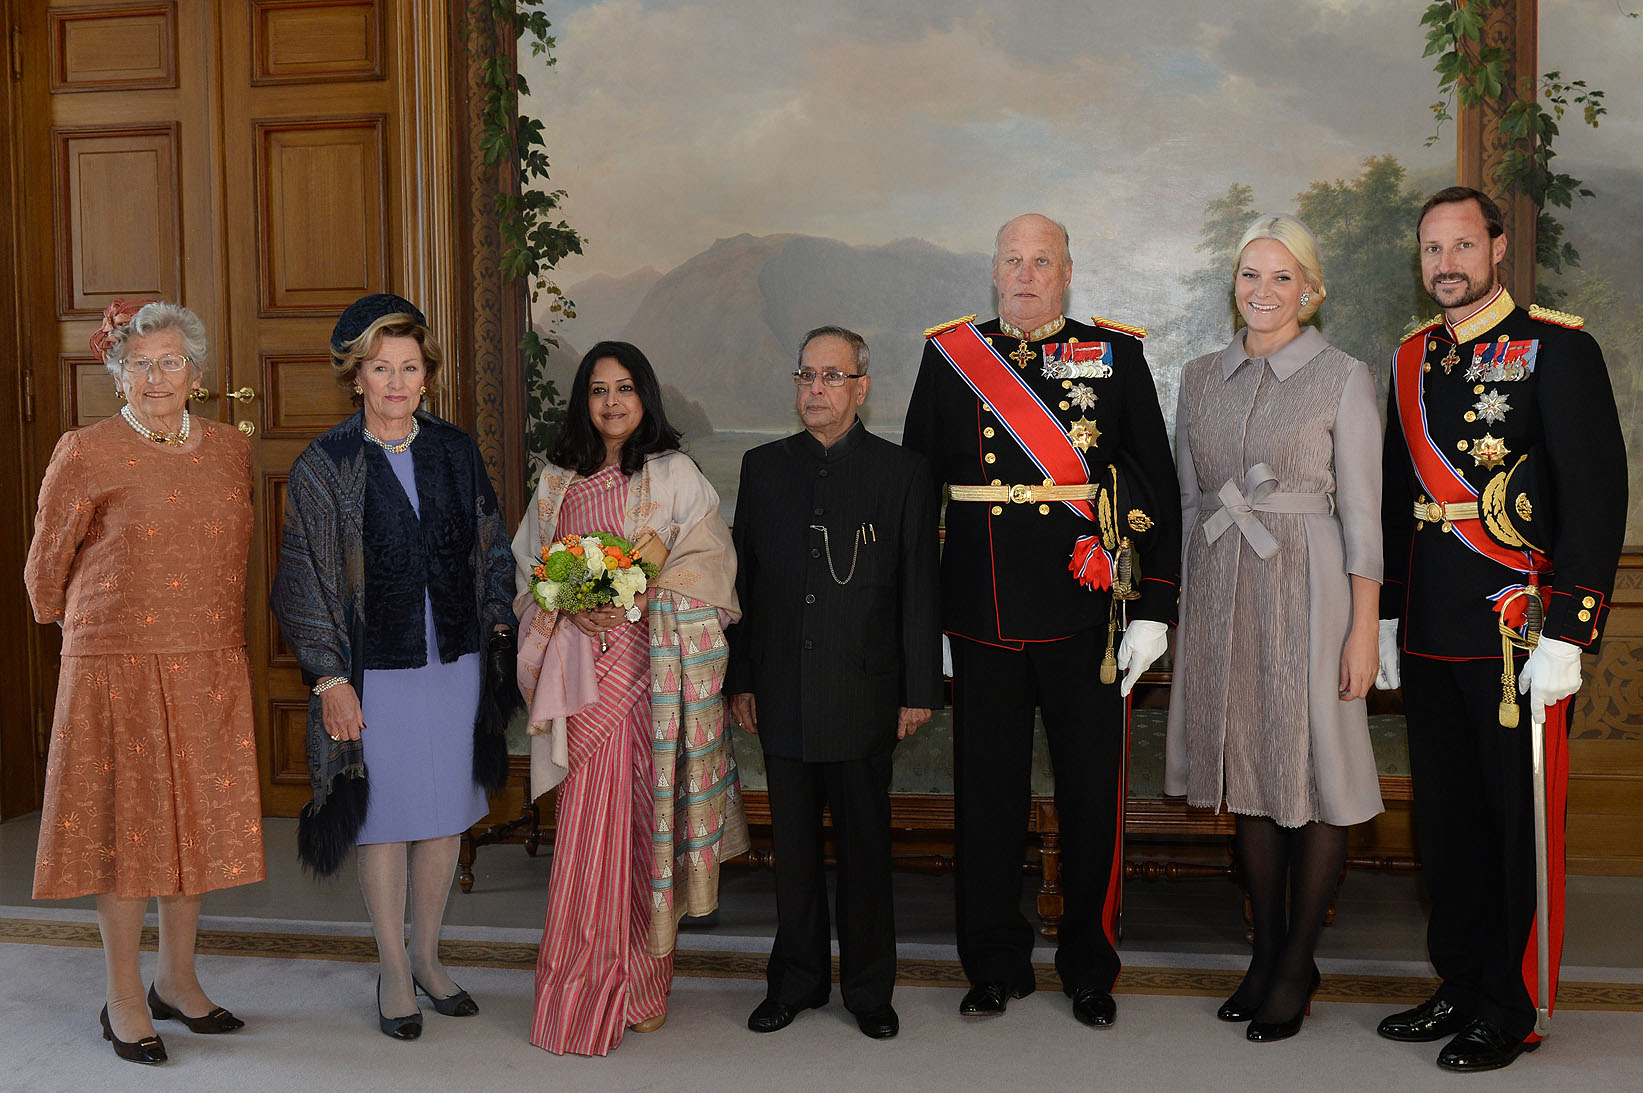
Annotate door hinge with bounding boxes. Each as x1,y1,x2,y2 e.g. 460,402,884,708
21,368,34,423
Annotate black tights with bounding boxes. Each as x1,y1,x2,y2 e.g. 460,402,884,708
1228,815,1347,1022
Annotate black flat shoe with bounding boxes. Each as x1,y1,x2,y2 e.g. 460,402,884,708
148,983,245,1033
1071,987,1116,1028
959,981,1031,1017
1245,967,1320,1043
413,977,478,1017
1436,1019,1538,1072
100,1005,167,1065
747,994,826,1034
1377,993,1467,1042
854,1004,899,1040
377,978,423,1041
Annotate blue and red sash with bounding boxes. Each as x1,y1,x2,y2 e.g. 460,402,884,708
1393,333,1550,578
931,322,1113,589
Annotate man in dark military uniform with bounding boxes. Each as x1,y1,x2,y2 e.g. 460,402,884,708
902,213,1180,1028
728,326,943,1042
1376,186,1627,1072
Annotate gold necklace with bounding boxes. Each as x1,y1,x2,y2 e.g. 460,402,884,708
120,404,190,446
363,418,419,454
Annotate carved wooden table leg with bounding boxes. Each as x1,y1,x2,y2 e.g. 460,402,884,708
458,832,477,894
1035,801,1063,940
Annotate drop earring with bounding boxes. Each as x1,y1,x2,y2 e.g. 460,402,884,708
1299,292,1311,308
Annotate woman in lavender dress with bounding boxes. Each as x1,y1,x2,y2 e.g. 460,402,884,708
271,294,518,1040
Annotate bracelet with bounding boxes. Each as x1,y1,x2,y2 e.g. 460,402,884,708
312,675,349,695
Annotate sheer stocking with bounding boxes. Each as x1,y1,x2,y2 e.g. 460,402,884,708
154,893,214,1016
1254,820,1347,1023
407,834,461,999
1227,815,1290,1012
95,893,154,1042
357,841,415,1017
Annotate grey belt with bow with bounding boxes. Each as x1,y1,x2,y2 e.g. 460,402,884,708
1201,463,1334,559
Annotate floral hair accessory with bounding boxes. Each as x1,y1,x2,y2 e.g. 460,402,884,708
89,297,156,363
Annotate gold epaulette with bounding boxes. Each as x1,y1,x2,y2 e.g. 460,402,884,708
1529,303,1584,330
1402,315,1442,342
923,315,977,338
1090,315,1147,339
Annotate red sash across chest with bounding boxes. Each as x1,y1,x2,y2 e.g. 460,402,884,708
930,322,1095,522
1393,333,1548,576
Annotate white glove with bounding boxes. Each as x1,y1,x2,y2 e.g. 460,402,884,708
1116,620,1169,697
1374,618,1401,690
941,634,953,679
1518,635,1583,726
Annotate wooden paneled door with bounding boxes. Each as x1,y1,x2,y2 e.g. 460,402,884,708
7,0,462,818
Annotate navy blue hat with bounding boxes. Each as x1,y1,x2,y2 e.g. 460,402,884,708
331,293,426,355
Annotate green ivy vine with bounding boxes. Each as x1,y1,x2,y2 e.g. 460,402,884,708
1420,1,1612,276
478,0,583,459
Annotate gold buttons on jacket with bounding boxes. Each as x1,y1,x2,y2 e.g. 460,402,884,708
991,478,1001,486
991,505,1003,516
1423,362,1432,373
1058,401,1070,410
983,427,995,438
984,453,996,464
1582,595,1596,608
1038,504,1050,515
1061,380,1072,390
1457,440,1469,452
1474,384,1486,394
982,403,992,414
1578,609,1593,622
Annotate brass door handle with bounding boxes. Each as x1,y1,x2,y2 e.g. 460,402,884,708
237,420,256,437
226,387,257,402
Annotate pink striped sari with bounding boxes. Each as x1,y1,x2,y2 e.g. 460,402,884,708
529,467,671,1056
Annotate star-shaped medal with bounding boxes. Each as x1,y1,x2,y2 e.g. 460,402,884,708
1472,388,1510,425
1472,432,1509,470
1067,417,1101,452
1069,383,1097,411
1464,361,1485,382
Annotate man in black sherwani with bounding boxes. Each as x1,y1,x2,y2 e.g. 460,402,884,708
1376,186,1627,1073
727,325,943,1041
902,214,1180,1028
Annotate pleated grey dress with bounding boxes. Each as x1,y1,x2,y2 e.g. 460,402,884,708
1163,327,1384,827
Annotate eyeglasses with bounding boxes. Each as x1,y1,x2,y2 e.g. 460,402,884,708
122,355,192,375
792,369,864,387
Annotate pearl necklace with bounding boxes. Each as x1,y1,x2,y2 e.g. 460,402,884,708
121,404,190,446
363,418,419,454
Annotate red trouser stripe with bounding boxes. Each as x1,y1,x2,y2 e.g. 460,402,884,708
1520,695,1570,1043
1100,693,1131,946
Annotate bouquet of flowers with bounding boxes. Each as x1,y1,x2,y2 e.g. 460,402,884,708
529,533,660,621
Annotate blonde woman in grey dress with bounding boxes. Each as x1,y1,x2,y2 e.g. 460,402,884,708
1164,214,1383,1042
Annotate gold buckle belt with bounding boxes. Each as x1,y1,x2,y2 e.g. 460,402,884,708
947,483,1100,505
1414,499,1479,523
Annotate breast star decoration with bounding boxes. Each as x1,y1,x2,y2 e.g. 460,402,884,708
1067,417,1101,452
1069,383,1097,411
1464,361,1486,383
1472,432,1509,470
1472,388,1510,425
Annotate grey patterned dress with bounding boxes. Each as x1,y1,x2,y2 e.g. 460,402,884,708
1163,327,1384,827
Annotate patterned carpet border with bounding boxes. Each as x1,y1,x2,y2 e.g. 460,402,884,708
6,917,1642,1011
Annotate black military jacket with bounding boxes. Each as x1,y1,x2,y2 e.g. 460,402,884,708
902,316,1180,645
725,422,944,763
1381,291,1627,659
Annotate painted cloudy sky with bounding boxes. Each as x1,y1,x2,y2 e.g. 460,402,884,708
523,0,1637,293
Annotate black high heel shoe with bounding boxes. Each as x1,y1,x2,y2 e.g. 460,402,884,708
1217,995,1258,1023
414,976,479,1017
148,983,245,1033
377,978,423,1040
101,1005,167,1065
1245,967,1321,1043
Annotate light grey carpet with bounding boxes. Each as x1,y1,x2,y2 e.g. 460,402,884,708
4,939,1641,1092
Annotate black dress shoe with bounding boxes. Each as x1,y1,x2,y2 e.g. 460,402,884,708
1436,1019,1538,1072
101,1006,167,1065
414,977,479,1017
1216,996,1256,1022
747,994,826,1033
148,983,245,1033
1070,988,1116,1028
377,978,423,1041
854,1004,899,1039
1246,966,1319,1043
1377,993,1468,1042
959,981,1030,1016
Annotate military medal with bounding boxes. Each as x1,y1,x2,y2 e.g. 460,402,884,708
1069,383,1097,411
1067,417,1100,452
1472,388,1511,425
1008,341,1035,369
999,316,1066,370
1439,345,1460,374
1472,432,1509,470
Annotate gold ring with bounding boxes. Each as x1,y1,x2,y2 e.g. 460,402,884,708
329,734,341,741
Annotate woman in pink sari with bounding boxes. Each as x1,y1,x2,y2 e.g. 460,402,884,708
513,341,748,1056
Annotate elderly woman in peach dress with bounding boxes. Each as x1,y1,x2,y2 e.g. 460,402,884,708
25,299,264,1066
